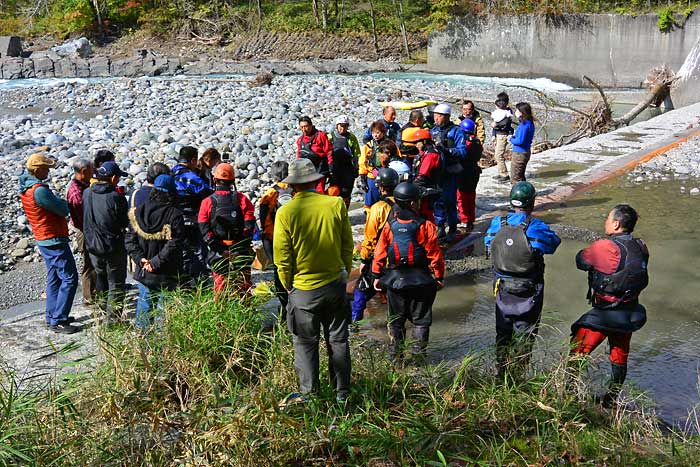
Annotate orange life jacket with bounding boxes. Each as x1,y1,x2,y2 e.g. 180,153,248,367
20,183,69,241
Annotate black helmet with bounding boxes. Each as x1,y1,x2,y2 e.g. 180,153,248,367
510,181,536,208
393,182,420,203
375,168,399,189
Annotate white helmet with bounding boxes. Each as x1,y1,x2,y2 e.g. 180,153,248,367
388,160,411,182
335,115,349,125
433,103,452,115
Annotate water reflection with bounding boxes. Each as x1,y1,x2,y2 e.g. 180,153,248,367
362,176,700,427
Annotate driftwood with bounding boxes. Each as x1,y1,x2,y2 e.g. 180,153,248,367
249,71,275,87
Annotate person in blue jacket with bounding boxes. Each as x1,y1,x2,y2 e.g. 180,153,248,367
362,106,401,144
172,146,213,282
484,181,560,379
508,102,536,183
430,103,467,243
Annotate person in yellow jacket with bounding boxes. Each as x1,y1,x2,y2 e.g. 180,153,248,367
456,100,486,145
359,121,402,210
274,159,354,403
351,167,400,322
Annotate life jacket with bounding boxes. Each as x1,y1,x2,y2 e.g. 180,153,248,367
331,130,355,172
587,236,649,309
464,134,483,167
432,123,463,175
387,209,428,269
208,192,245,242
299,132,322,167
20,184,69,241
173,165,199,224
490,215,544,279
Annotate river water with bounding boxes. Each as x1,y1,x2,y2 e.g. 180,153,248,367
362,174,700,429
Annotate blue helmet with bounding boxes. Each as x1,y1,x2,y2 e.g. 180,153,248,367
460,118,476,134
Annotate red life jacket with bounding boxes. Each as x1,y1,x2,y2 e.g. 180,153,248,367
20,183,69,241
387,209,428,269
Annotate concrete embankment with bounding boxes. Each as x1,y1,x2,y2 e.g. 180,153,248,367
428,12,700,88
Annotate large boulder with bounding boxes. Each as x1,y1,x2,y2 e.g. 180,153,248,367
51,37,92,58
672,36,700,107
0,36,22,58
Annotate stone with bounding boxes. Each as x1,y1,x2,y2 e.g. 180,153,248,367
51,37,92,58
0,36,21,59
1,58,24,79
15,238,29,250
10,248,27,258
88,56,110,77
690,188,700,195
33,56,55,78
53,57,77,77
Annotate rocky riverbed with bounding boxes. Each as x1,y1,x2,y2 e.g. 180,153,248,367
626,134,700,194
0,73,554,273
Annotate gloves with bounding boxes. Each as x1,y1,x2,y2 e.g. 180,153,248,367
360,174,369,192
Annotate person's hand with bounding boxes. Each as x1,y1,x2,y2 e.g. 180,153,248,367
141,258,154,273
436,279,444,290
373,278,383,292
360,175,369,192
359,261,366,272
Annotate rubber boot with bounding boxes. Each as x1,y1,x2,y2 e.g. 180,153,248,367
388,325,405,362
411,326,430,361
602,362,627,408
445,223,458,243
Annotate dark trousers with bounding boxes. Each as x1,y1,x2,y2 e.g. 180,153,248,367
495,280,544,378
263,238,288,318
75,230,96,303
90,246,127,318
183,224,208,283
287,280,351,398
38,243,78,326
386,285,437,357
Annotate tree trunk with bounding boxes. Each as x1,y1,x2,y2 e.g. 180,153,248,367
392,0,410,59
615,82,674,126
91,0,103,35
321,0,328,29
312,0,320,26
256,0,262,34
368,0,379,58
337,0,344,28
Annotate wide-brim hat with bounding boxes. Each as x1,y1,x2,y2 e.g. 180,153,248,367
283,159,325,185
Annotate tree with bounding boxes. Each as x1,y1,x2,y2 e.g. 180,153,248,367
368,0,379,57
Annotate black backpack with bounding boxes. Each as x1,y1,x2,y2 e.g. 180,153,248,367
299,132,322,167
209,192,244,241
490,215,544,279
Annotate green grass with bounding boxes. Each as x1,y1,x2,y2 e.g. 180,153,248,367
1,287,699,466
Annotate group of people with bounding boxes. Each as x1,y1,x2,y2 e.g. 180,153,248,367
18,92,647,407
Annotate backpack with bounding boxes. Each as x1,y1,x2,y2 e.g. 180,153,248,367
209,192,245,241
490,215,544,279
387,210,428,269
331,130,355,172
271,184,293,225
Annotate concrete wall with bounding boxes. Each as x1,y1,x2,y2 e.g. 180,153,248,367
428,13,700,88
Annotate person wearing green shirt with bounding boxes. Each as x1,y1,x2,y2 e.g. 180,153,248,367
274,158,354,404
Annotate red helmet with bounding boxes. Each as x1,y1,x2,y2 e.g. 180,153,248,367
402,128,432,143
213,162,235,181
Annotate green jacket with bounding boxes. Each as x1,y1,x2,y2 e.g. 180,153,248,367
273,191,353,291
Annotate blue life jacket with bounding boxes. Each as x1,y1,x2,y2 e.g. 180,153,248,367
387,210,427,269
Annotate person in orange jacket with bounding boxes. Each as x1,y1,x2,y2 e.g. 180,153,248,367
372,182,444,361
258,161,293,316
198,163,256,295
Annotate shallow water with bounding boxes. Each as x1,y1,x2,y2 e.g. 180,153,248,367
362,176,700,428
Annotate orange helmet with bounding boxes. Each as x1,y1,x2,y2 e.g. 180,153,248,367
213,162,235,181
402,128,432,143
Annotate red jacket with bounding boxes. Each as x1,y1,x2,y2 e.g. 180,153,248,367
198,190,255,251
296,129,333,166
20,184,69,242
372,211,444,280
66,178,89,231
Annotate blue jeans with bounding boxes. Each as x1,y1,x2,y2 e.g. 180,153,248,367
434,175,458,227
136,283,165,329
39,243,78,326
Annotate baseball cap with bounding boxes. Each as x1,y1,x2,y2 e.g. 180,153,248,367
26,154,56,170
153,174,176,193
97,161,128,177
